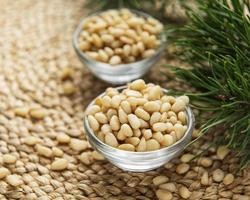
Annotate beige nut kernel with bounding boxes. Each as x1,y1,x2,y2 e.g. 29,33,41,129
118,144,135,151
148,86,162,100
56,133,70,144
118,124,133,138
152,122,169,132
178,111,187,124
120,100,132,114
217,146,230,160
118,108,128,124
125,137,140,146
146,139,160,151
130,79,146,91
152,132,164,143
102,95,112,107
69,139,88,152
51,158,68,171
176,163,190,174
201,171,209,186
180,154,194,163
136,137,146,152
88,115,100,131
171,99,186,113
14,107,29,117
223,173,234,185
174,124,185,139
177,96,189,105
134,107,150,121
52,147,64,157
159,183,176,192
128,114,141,129
110,115,120,131
106,108,117,120
149,112,162,126
63,83,77,95
98,49,109,62
153,176,169,186
109,55,121,65
156,189,173,200
160,102,171,113
198,157,213,167
104,47,114,57
6,174,23,187
91,151,105,160
30,108,48,119
24,136,39,146
161,134,174,147
133,129,142,137
85,105,101,115
101,34,114,43
111,95,122,109
179,186,191,199
0,167,10,179
105,133,119,147
94,112,108,124
36,145,53,158
143,129,153,140
125,89,142,98
3,154,17,164
144,101,160,113
213,169,225,182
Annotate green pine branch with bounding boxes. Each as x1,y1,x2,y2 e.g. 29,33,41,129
169,0,250,168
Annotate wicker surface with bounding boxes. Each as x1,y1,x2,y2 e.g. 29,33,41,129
0,0,249,199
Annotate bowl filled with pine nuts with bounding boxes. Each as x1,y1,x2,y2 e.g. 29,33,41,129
84,79,195,172
73,9,165,84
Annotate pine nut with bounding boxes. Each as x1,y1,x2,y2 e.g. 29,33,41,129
109,55,121,65
24,136,39,146
201,171,209,186
88,115,100,131
152,122,169,132
30,108,48,119
159,183,176,192
104,47,114,57
6,174,23,187
217,146,230,160
142,49,156,58
94,112,108,124
153,175,169,186
101,124,112,134
110,115,120,131
134,107,150,121
148,86,162,100
69,139,88,152
174,124,185,139
98,49,109,62
171,99,186,113
102,95,112,107
146,139,160,151
118,108,128,124
52,147,64,157
136,137,146,152
86,105,101,115
198,157,213,167
223,173,234,185
128,114,141,129
144,101,160,113
111,95,122,108
0,167,10,179
179,186,191,199
178,111,187,124
14,107,29,117
152,132,164,143
120,100,132,114
101,34,114,43
156,189,173,200
176,163,190,174
36,144,53,158
143,129,152,140
3,154,17,164
118,144,135,151
133,129,142,137
119,124,133,137
180,154,194,163
51,158,68,171
105,133,118,147
160,102,171,113
106,108,117,121
129,79,146,91
161,134,174,147
213,169,225,182
125,137,140,146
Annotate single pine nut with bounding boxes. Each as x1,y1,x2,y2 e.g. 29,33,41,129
125,89,142,98
86,105,101,115
125,137,140,146
24,136,39,146
30,108,48,119
180,154,194,163
136,137,147,152
152,122,169,132
198,157,213,167
178,111,187,124
104,47,114,57
110,115,120,131
98,49,109,62
176,163,190,174
156,189,173,200
101,124,112,134
223,173,234,185
118,144,135,151
128,114,141,129
120,100,132,114
160,112,168,122
109,55,121,65
143,129,152,140
142,49,156,58
160,102,171,113
153,176,169,186
123,44,131,56
159,183,176,192
102,95,112,107
14,107,29,117
137,42,145,53
168,111,176,117
161,96,176,104
3,154,17,164
111,95,122,108
179,186,191,199
79,41,90,51
131,44,139,57
106,109,117,121
130,79,146,91
101,34,114,43
146,139,160,151
106,87,119,97
36,145,53,158
109,27,124,37
92,34,103,48
119,124,133,137
69,139,88,151
174,124,185,139
161,134,174,147
86,51,99,60
94,112,108,124
88,115,100,131
217,146,230,160
213,169,225,182
52,147,64,157
177,96,189,105
171,99,186,113
115,48,123,55
148,86,162,100
149,112,161,126
134,107,150,121
6,175,23,187
140,119,149,129
169,116,177,124
51,158,68,171
133,129,142,137
144,101,160,113
152,132,164,143
118,108,128,124
121,37,133,45
105,133,118,147
201,171,209,186
0,167,10,179
97,131,105,142
92,151,105,160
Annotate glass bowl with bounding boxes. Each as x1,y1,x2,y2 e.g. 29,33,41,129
83,86,195,172
72,9,166,84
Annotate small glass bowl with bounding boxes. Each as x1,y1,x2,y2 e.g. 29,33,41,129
72,9,166,84
84,86,195,172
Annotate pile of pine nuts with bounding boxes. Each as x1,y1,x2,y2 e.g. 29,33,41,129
86,79,189,152
77,9,163,65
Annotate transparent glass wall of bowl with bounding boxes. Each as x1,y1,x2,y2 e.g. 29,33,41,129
72,9,166,85
83,86,195,172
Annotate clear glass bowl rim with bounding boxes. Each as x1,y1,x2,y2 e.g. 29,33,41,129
72,8,166,72
84,86,195,158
